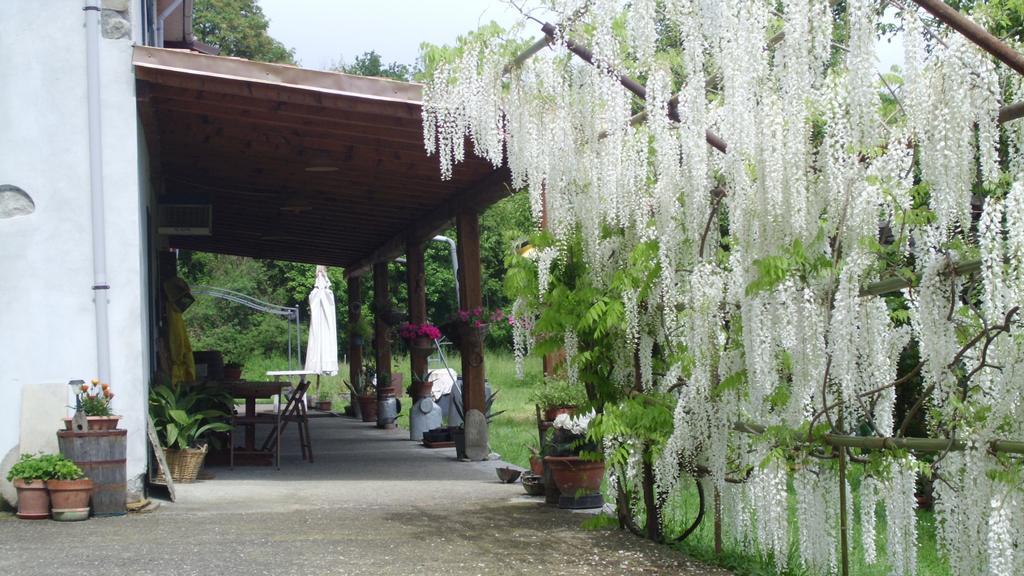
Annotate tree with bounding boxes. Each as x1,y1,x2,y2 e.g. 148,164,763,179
331,50,411,81
193,0,295,64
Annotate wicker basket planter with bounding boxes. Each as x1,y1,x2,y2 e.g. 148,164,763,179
158,445,208,484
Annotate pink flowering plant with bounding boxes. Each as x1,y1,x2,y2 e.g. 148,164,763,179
398,322,442,342
452,306,506,329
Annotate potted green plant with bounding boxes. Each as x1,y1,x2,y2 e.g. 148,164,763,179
531,379,585,422
223,361,244,381
149,382,233,483
64,379,120,431
349,316,372,347
527,445,544,476
316,388,332,411
46,456,93,522
6,453,58,520
409,371,434,399
344,367,378,423
371,301,405,329
451,390,504,460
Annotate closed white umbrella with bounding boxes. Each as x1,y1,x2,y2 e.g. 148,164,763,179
304,266,338,376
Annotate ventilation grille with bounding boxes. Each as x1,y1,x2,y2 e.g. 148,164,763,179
158,204,212,236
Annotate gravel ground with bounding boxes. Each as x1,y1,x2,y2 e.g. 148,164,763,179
0,415,730,576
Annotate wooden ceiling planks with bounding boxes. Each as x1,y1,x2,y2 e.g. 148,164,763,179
143,83,425,133
134,46,502,269
149,95,426,145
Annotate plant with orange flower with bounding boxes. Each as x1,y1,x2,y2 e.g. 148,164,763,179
77,378,114,416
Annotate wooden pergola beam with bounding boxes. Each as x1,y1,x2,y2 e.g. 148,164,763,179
908,0,1024,77
143,82,425,133
169,237,355,268
134,46,424,113
347,276,364,418
345,167,513,278
537,22,728,153
373,262,393,429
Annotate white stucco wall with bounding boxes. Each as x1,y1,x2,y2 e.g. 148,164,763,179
0,1,148,503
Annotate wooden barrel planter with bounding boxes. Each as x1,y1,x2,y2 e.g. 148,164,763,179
57,429,127,517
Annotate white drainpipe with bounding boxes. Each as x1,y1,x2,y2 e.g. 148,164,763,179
156,0,184,47
85,0,111,383
433,235,460,308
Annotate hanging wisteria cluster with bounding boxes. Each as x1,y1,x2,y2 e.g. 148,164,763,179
423,1,1024,574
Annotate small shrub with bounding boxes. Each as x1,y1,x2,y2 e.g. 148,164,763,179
6,453,83,483
530,379,586,408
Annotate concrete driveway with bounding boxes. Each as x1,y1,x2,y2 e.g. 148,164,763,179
0,415,729,575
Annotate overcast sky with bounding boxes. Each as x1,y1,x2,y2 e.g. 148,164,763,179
259,0,533,71
259,1,903,73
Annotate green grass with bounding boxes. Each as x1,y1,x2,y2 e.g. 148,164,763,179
480,352,544,467
666,479,949,576
241,349,950,575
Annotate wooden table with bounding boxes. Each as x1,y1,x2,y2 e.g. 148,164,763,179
265,370,319,405
219,381,285,457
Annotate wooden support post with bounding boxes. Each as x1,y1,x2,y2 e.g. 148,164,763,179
347,274,363,418
456,207,488,460
406,239,428,385
373,262,393,429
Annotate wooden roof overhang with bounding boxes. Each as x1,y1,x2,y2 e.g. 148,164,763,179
133,46,510,275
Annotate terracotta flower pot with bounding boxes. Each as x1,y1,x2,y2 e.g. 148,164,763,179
411,380,433,399
544,456,605,496
542,460,561,505
542,406,575,422
529,455,544,476
223,367,243,381
63,416,121,432
317,401,332,411
13,479,50,520
48,478,94,514
357,395,378,422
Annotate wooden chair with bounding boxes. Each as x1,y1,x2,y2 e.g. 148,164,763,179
230,402,281,470
261,378,314,462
